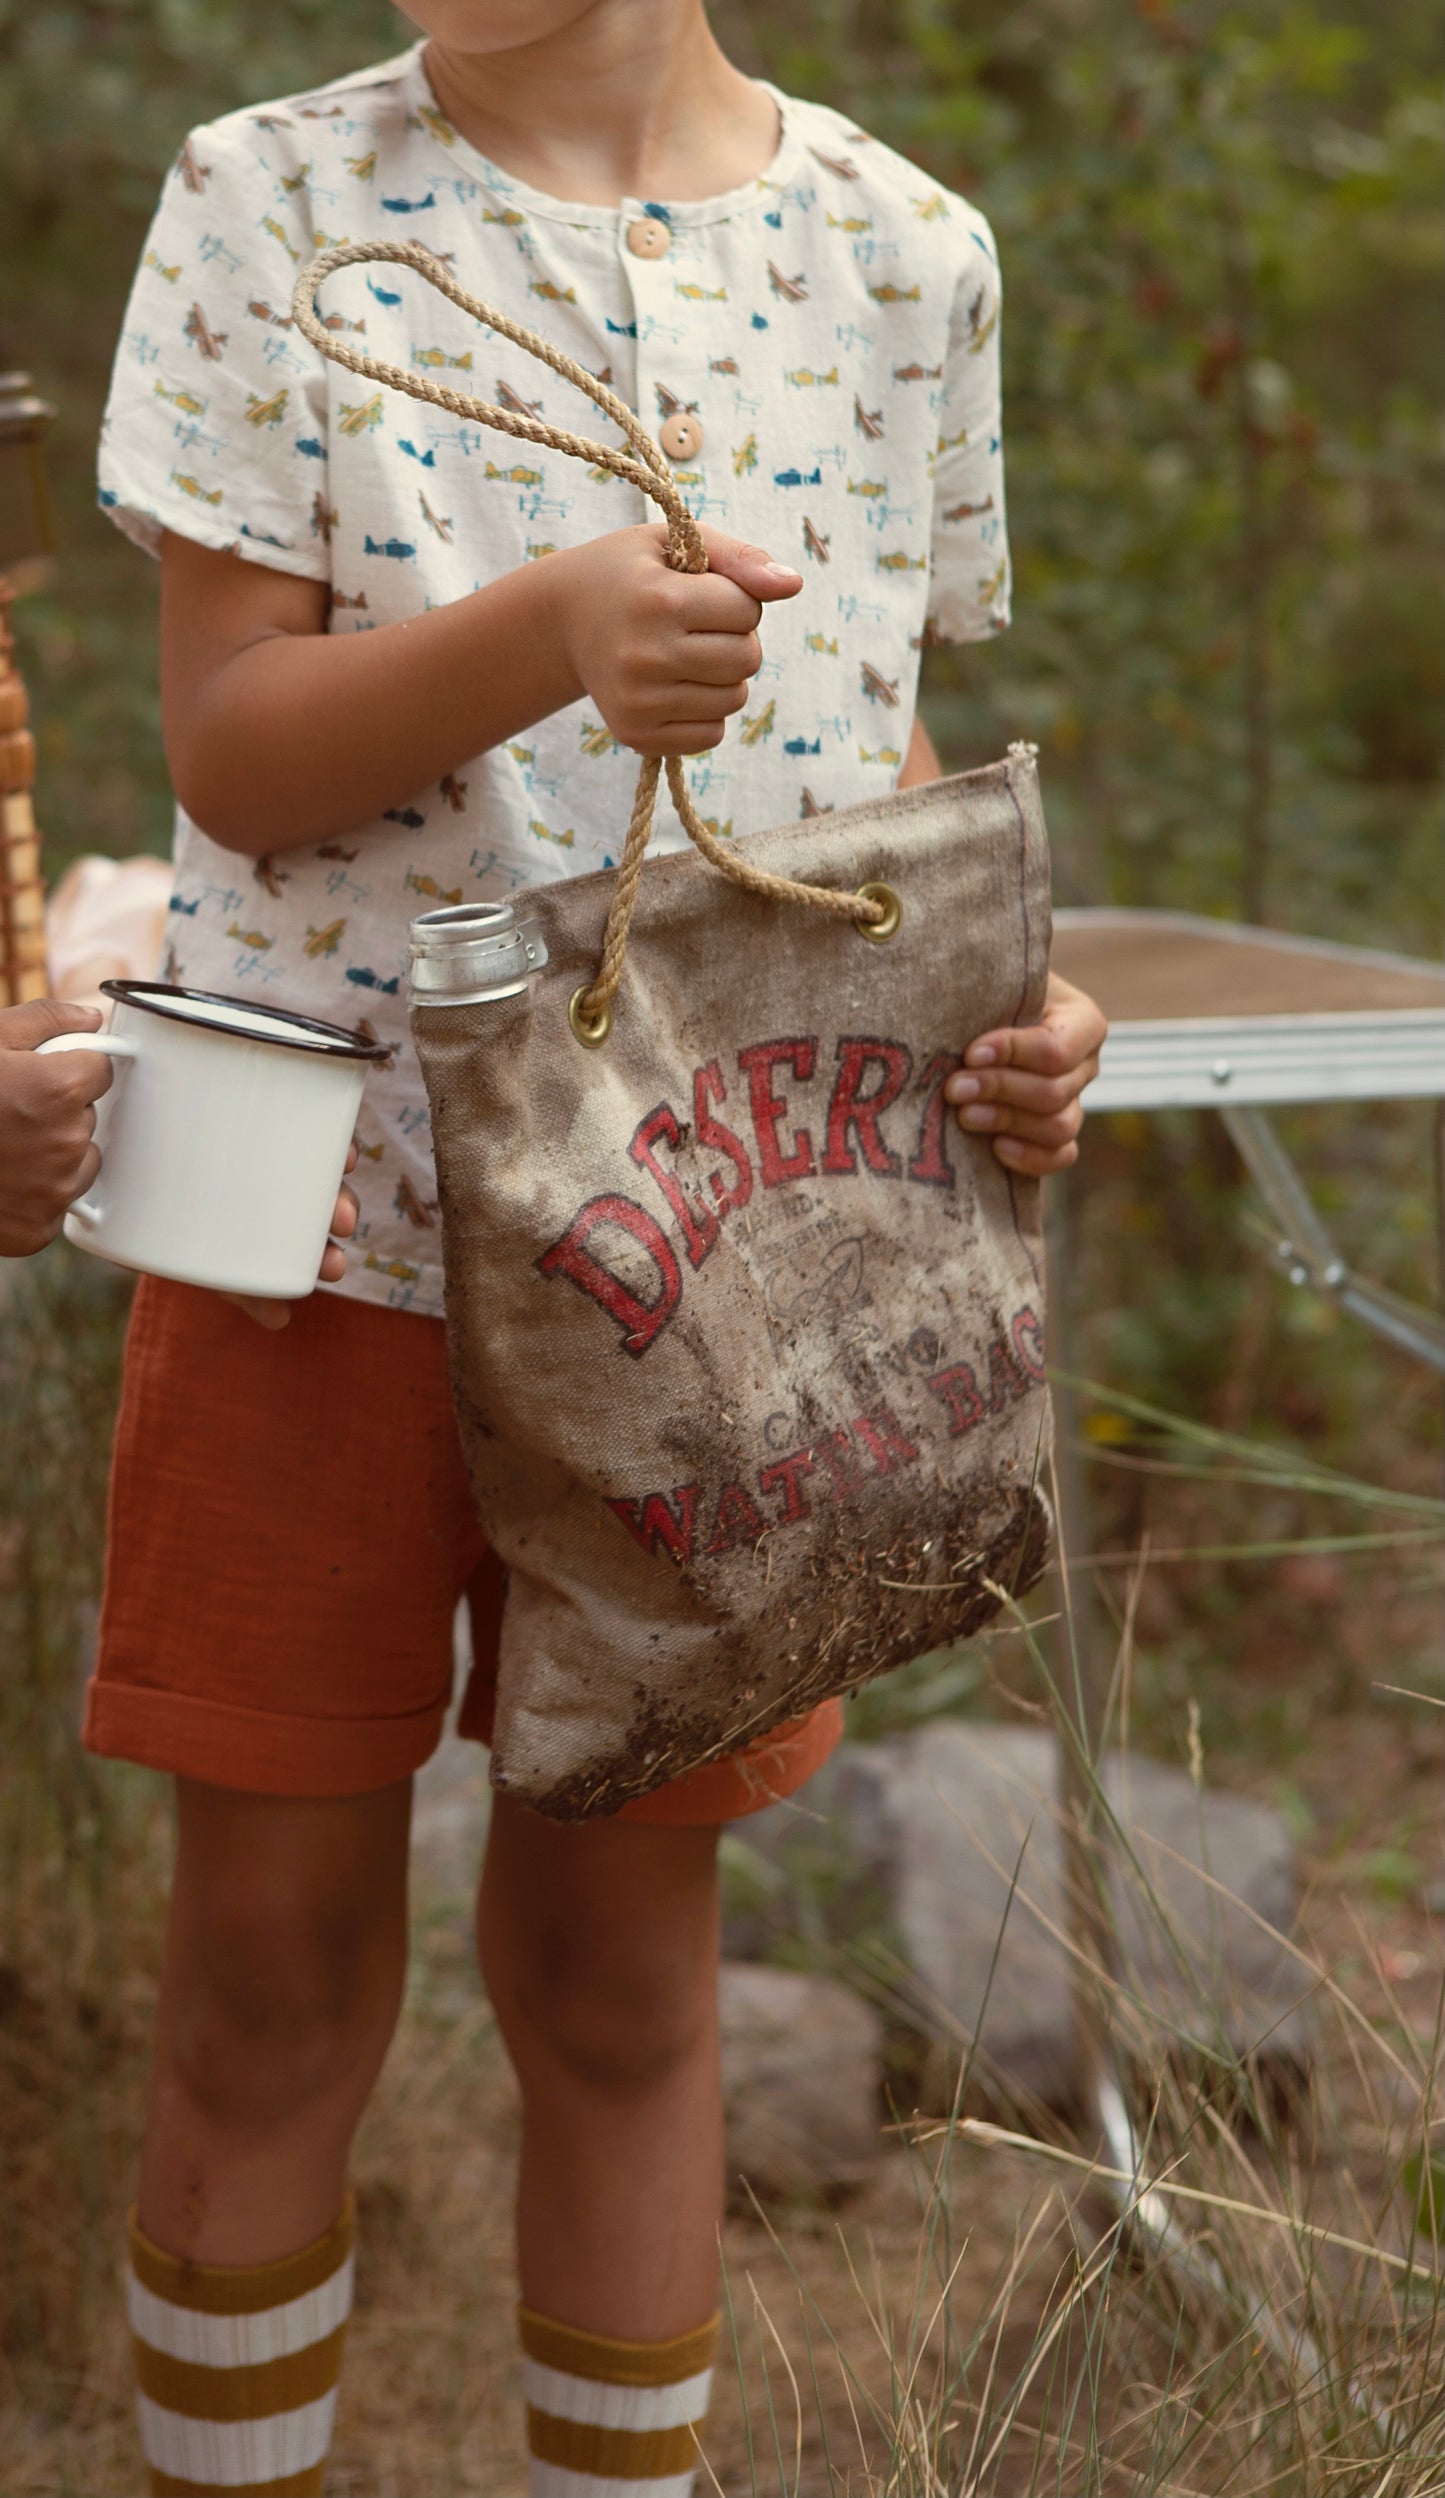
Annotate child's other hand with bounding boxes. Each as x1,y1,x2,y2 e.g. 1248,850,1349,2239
226,1145,360,1332
0,999,113,1257
945,973,1107,1178
549,522,801,757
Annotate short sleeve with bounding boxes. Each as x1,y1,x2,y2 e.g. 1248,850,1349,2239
926,215,1010,644
97,120,332,579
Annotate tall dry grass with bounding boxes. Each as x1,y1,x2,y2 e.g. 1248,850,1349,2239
717,1818,1444,2494
716,1414,1444,2495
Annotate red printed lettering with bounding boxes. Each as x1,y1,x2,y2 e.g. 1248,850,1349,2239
705,1481,769,1556
535,1193,681,1357
757,1444,816,1523
851,1405,920,1474
606,1484,700,1563
737,1038,816,1188
821,1036,912,1177
987,1336,1030,1413
1012,1304,1047,1380
693,1060,753,1214
908,1052,962,1189
809,1427,871,1501
926,1360,988,1437
629,1101,719,1270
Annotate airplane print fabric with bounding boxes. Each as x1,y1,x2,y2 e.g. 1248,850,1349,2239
99,42,1009,1312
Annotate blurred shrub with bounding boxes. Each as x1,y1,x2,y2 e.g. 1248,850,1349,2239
0,0,403,861
1,0,1439,937
723,0,1443,946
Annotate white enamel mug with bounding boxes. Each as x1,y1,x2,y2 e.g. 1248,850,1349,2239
36,979,388,1298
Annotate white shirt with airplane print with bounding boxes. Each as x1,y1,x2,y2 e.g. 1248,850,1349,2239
100,41,1011,1313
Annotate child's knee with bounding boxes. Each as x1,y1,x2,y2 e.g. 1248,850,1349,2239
478,1804,721,2095
482,1906,716,2098
503,1957,714,2097
164,1888,405,2131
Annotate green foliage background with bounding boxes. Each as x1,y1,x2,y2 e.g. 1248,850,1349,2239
0,0,1441,1730
2,0,1440,942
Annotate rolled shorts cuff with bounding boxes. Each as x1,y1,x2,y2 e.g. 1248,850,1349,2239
82,1673,448,1799
609,1694,845,1826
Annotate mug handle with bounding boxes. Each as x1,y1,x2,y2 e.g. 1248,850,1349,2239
34,1031,139,1227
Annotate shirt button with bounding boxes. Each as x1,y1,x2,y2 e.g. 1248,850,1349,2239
626,216,671,260
659,412,704,462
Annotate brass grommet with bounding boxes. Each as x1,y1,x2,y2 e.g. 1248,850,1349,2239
855,880,902,943
568,985,613,1048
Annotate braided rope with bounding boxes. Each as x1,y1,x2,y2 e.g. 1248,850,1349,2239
293,242,883,1015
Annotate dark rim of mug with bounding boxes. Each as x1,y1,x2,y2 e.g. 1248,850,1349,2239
99,979,392,1061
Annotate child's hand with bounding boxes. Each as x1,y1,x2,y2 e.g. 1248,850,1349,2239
225,1145,360,1332
945,973,1106,1178
0,999,114,1257
549,523,802,757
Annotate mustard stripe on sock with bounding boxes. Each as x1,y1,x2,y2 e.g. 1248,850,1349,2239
129,2197,355,2315
132,2321,348,2420
518,2307,719,2388
527,2409,704,2480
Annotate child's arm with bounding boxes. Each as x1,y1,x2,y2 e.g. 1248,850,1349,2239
900,715,1106,1176
0,999,112,1256
161,524,800,855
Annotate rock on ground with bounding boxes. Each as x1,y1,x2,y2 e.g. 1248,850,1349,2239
719,1962,885,2203
724,1723,1304,2112
409,1608,491,1902
411,1719,491,1901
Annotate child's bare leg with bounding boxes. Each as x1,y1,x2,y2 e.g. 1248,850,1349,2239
138,1776,412,2263
477,1795,724,2339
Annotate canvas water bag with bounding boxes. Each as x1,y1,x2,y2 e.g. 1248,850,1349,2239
295,245,1054,1821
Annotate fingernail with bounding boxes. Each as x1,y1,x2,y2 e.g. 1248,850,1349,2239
946,1074,980,1102
765,561,801,581
961,1104,997,1129
965,1043,998,1068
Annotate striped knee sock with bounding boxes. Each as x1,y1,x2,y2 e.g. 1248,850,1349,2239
126,2198,354,2497
521,2306,718,2498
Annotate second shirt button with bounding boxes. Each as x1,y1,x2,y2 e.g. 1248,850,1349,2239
659,412,705,463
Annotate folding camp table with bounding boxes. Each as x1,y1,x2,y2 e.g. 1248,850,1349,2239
1035,910,1445,2376
1052,908,1445,1372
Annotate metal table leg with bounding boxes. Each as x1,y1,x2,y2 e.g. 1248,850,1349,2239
1044,1176,1117,2119
1222,1104,1445,1374
1042,1153,1393,2433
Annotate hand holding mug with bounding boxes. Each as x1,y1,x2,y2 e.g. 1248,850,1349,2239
31,979,386,1304
0,998,116,1257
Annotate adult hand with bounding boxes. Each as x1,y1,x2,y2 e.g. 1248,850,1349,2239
0,999,114,1257
225,1143,360,1331
945,972,1106,1177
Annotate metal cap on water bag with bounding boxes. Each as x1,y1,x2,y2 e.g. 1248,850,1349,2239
407,899,549,1008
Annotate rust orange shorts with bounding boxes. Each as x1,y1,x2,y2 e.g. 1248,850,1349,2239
85,1278,842,1821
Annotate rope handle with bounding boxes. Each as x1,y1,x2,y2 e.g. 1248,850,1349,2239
292,243,886,1027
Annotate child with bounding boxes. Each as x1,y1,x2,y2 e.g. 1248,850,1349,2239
92,6,1106,2490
